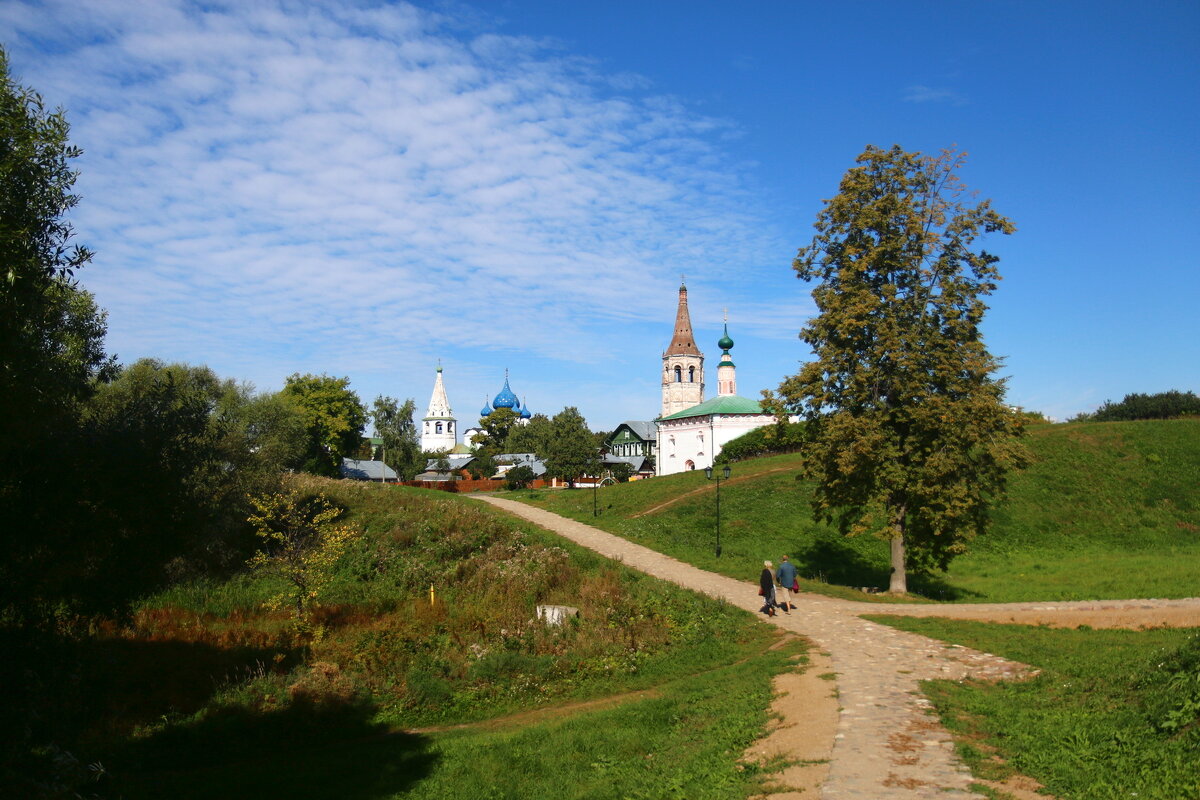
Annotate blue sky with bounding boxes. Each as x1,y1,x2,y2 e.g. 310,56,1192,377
5,0,1197,430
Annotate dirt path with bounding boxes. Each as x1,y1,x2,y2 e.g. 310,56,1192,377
472,494,1200,799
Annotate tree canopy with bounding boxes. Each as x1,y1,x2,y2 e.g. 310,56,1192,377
471,406,519,453
503,411,553,454
542,406,601,486
778,144,1027,592
372,395,423,479
281,373,367,477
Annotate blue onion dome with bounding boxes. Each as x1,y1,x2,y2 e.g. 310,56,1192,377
480,396,492,417
520,402,532,419
492,376,519,409
717,323,734,351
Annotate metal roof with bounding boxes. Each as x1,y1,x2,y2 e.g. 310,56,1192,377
657,395,764,421
341,458,399,481
602,454,651,471
609,420,657,441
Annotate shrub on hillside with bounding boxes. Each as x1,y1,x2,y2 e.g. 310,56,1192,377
714,420,805,463
1078,390,1200,422
1140,633,1200,735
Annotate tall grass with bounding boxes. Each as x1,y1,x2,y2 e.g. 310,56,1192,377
59,475,789,799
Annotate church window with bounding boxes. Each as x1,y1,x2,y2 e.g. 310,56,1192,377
686,460,695,470
448,422,454,433
689,366,695,382
674,366,682,382
435,422,443,434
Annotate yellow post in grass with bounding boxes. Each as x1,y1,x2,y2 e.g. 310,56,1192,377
429,584,435,606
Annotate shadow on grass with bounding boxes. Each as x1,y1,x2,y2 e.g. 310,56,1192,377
1,630,436,799
80,637,304,733
110,697,438,800
795,536,890,590
794,535,984,601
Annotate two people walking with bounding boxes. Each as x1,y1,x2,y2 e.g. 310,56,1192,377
759,555,798,616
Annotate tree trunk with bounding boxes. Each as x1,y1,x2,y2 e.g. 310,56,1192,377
889,508,907,594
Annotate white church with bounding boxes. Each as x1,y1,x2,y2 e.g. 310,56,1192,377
652,283,779,476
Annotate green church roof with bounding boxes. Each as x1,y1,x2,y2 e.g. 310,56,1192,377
658,395,764,421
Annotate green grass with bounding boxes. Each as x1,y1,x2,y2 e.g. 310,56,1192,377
510,419,1200,602
864,615,1200,799
37,475,799,799
115,637,805,799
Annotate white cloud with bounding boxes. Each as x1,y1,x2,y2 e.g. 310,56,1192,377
901,84,967,105
5,0,796,426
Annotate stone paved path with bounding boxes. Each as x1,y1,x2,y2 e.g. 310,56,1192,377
473,495,1200,799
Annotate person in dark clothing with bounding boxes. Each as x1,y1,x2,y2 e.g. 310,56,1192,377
759,560,777,616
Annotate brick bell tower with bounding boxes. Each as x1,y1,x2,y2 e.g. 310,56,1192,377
661,282,705,417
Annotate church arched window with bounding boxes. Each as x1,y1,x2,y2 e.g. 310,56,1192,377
448,422,454,433
689,366,695,382
674,366,682,382
435,422,443,434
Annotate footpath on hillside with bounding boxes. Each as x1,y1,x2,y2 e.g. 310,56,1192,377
471,494,1200,800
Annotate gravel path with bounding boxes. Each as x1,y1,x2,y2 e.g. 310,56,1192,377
472,495,1200,799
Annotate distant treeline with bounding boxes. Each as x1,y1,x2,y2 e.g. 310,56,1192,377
1074,390,1200,423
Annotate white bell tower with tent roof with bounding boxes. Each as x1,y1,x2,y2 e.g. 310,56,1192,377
420,363,457,452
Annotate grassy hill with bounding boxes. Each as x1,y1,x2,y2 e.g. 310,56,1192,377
31,476,797,799
516,419,1200,602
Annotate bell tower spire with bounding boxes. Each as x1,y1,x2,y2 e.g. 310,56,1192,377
420,363,457,452
661,282,705,416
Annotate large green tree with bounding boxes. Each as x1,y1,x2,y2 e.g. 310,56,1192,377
503,411,553,454
372,395,423,479
778,145,1027,593
0,49,115,620
281,373,367,477
0,48,99,423
471,406,519,452
542,406,602,486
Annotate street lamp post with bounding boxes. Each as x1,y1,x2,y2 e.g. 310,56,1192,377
704,464,731,557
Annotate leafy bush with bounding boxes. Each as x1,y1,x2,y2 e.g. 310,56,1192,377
714,420,805,464
1141,633,1200,735
1083,390,1200,422
246,489,358,627
505,464,536,490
